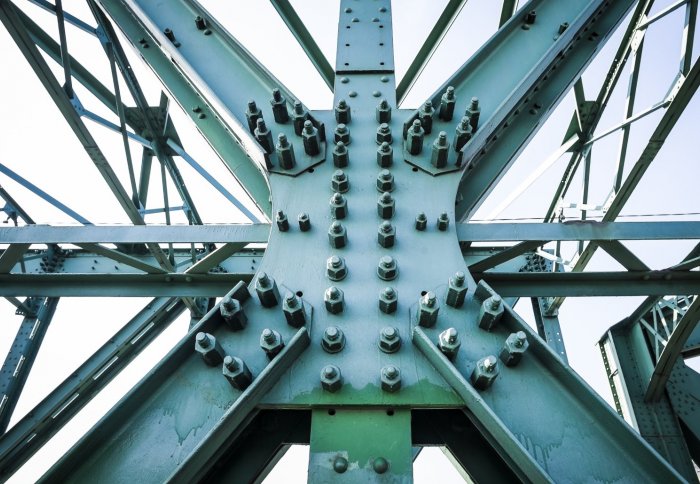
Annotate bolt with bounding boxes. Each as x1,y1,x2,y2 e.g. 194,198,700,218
254,118,274,153
439,86,456,121
283,292,306,328
321,326,346,353
376,98,391,123
324,286,345,314
446,271,468,308
525,9,536,24
321,364,343,392
195,332,225,366
333,456,348,473
471,355,500,390
195,15,207,30
334,123,350,144
438,327,461,360
500,331,529,366
377,220,396,248
558,22,569,34
437,212,450,231
276,133,296,169
333,141,349,167
381,365,401,393
302,120,320,156
478,294,504,331
379,286,398,313
378,326,401,353
335,99,351,124
276,210,289,232
415,212,427,231
330,192,347,219
454,116,473,152
376,123,392,144
270,88,289,123
255,271,281,307
405,119,424,155
377,192,395,219
418,291,439,327
164,28,176,42
298,212,311,231
291,100,308,135
373,457,389,474
328,221,347,249
377,255,398,281
465,97,481,132
331,169,349,193
376,169,394,192
245,99,261,133
219,296,247,330
327,255,348,281
419,101,435,134
222,355,253,390
376,141,393,167
431,131,450,168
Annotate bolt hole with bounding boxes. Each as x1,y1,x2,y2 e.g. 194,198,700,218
344,62,349,66
379,25,384,28
296,290,303,297
346,25,350,29
328,409,336,416
412,167,418,172
420,290,427,296
379,42,384,46
380,62,385,65
307,167,315,173
386,409,394,416
345,43,350,47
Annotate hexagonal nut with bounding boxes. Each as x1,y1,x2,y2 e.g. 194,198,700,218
377,255,398,281
478,295,504,331
379,287,398,314
320,365,343,393
331,170,349,193
377,221,396,248
376,169,394,192
330,193,347,219
376,123,392,144
283,293,306,328
499,331,529,366
334,123,350,144
378,326,401,353
260,328,284,359
438,328,461,360
377,192,395,219
219,297,247,331
380,366,401,393
321,326,346,353
471,355,499,390
445,272,468,308
328,222,347,249
195,332,225,366
255,272,281,307
418,291,439,327
302,121,320,156
324,286,344,314
327,255,348,281
222,355,253,390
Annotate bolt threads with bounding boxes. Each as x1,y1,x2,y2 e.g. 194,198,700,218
298,212,311,231
437,212,449,231
302,120,320,156
376,98,391,123
376,141,393,167
276,133,296,169
270,88,289,123
276,210,289,231
335,99,351,124
333,141,349,167
415,212,427,231
406,119,424,155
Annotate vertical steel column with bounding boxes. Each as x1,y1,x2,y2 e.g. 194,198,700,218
0,297,59,433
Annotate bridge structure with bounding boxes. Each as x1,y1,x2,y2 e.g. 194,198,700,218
0,0,699,482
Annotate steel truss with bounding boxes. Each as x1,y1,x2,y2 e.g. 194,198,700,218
0,0,698,482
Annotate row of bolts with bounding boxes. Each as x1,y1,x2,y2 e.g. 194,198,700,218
245,86,480,171
194,271,530,394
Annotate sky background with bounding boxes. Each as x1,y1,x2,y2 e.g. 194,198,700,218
0,0,698,481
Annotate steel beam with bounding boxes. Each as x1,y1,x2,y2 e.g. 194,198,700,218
0,297,59,433
0,297,186,480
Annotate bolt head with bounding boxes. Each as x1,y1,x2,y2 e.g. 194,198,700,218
438,327,461,359
260,329,284,356
331,170,349,192
377,256,398,280
324,286,344,314
321,326,346,353
376,170,394,192
379,326,401,353
379,286,398,313
320,364,343,392
418,292,440,327
471,355,500,390
222,355,252,390
283,294,306,328
381,366,401,392
327,255,348,281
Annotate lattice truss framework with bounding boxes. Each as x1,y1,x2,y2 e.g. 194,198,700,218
0,0,699,482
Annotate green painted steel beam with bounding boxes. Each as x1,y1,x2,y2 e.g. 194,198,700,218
444,0,637,220
395,0,467,104
0,297,186,480
2,221,699,244
269,0,334,89
95,0,273,218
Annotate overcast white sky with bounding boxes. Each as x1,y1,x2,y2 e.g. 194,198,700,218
0,0,698,481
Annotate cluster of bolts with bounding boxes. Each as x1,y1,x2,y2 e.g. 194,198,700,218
415,211,450,231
